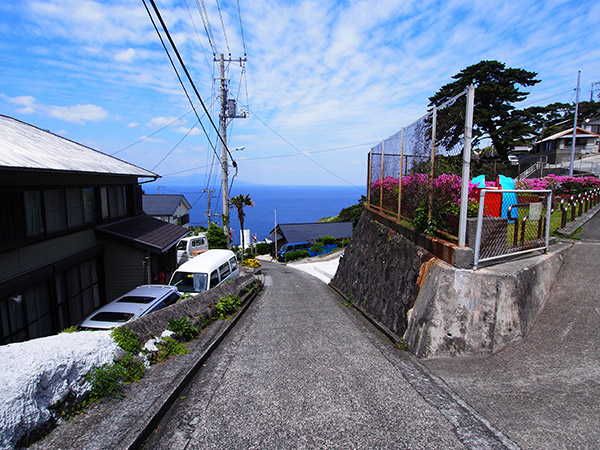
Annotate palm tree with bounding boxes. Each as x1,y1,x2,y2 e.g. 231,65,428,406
230,194,254,262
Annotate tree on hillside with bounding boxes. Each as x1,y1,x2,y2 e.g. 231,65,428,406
429,60,540,157
230,194,254,262
206,223,227,249
518,101,600,140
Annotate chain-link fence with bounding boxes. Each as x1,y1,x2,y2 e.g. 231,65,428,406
473,189,552,269
367,88,472,241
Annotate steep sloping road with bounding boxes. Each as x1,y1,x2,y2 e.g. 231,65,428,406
145,262,513,449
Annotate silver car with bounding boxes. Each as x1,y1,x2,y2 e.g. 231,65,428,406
79,285,181,330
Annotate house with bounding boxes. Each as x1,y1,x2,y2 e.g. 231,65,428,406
0,115,188,344
531,127,600,164
143,194,191,228
582,116,600,135
270,222,353,252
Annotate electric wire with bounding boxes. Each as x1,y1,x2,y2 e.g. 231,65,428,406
236,0,247,56
111,108,195,155
196,0,217,54
143,0,235,167
241,104,362,188
184,0,212,71
150,121,198,171
142,0,220,164
215,0,231,55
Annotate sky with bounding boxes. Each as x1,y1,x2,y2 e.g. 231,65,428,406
1,0,599,189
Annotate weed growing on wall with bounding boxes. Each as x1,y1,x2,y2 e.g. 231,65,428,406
155,337,189,363
215,294,242,319
168,317,199,341
110,327,141,354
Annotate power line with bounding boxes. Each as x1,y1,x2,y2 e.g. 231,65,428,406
236,0,247,56
196,0,217,54
243,105,363,188
143,0,232,163
215,0,231,55
111,108,194,155
184,0,212,71
151,121,198,171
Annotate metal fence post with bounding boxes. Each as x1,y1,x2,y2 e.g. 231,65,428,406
398,128,405,219
379,140,385,213
473,189,486,270
428,106,437,222
458,85,475,247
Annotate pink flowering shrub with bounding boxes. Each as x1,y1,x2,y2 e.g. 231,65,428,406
515,174,600,195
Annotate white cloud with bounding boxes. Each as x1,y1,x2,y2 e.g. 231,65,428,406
174,126,203,136
114,48,136,62
138,136,166,143
45,104,108,124
147,116,181,128
3,95,108,124
127,122,138,128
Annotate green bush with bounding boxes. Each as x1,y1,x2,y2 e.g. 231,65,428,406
87,363,126,402
59,326,79,334
255,242,271,255
168,317,199,341
156,337,189,362
310,244,325,254
284,250,309,262
110,327,141,354
119,353,146,383
316,236,336,245
206,223,227,249
215,294,242,319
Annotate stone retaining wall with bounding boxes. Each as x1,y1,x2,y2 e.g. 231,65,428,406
332,212,568,357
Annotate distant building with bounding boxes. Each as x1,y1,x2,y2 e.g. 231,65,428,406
0,115,188,344
143,194,191,228
531,127,600,164
270,222,353,251
582,116,600,135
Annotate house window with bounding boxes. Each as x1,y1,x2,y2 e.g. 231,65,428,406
82,187,97,224
44,189,67,233
66,188,84,228
24,190,45,237
100,188,110,220
24,282,53,340
0,294,27,343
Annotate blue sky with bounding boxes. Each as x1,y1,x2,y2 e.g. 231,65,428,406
1,0,599,188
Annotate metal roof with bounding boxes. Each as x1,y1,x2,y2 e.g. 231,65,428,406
96,214,188,254
0,114,157,178
272,222,353,243
143,194,191,216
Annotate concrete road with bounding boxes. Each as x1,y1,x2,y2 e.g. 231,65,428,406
426,212,600,449
144,262,510,449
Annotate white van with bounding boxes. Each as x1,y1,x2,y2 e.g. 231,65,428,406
176,234,208,266
169,249,239,294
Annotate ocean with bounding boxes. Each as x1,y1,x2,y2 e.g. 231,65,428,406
174,184,364,244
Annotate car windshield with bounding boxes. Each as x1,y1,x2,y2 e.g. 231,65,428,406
170,272,208,293
116,296,155,304
177,240,188,250
90,312,135,323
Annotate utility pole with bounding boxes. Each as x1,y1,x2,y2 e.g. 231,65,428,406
216,53,247,248
569,71,581,177
202,189,219,226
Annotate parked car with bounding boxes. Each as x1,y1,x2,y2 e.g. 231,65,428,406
79,285,181,330
169,249,239,294
277,241,311,262
177,234,208,266
507,154,520,165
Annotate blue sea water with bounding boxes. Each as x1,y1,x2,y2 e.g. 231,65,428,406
181,184,364,244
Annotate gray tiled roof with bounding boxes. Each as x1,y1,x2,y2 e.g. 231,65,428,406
96,214,188,253
143,194,190,216
0,114,157,178
274,222,353,243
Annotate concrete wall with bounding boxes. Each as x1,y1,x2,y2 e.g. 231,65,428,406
332,212,569,358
